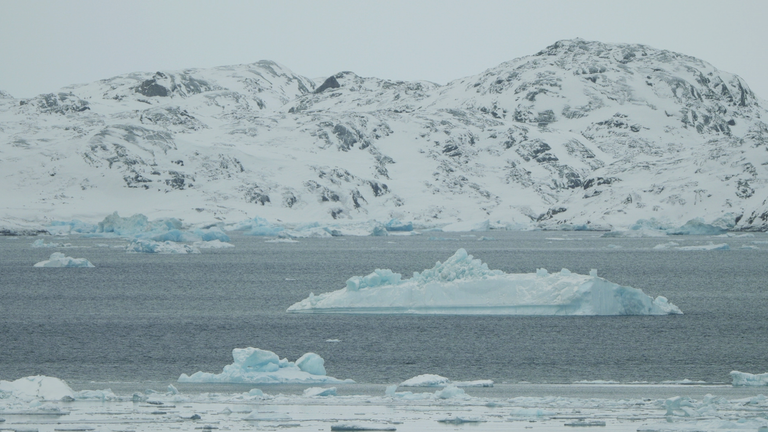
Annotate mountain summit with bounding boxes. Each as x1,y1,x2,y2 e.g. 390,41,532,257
2,40,767,230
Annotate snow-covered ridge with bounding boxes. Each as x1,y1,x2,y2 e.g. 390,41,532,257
288,248,682,315
2,39,768,232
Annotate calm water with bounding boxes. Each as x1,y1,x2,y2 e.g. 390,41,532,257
1,231,767,385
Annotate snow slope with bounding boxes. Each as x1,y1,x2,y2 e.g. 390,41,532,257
2,39,767,231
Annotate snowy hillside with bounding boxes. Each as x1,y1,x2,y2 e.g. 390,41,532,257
1,39,767,231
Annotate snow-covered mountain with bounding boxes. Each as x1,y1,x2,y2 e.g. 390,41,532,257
2,39,767,231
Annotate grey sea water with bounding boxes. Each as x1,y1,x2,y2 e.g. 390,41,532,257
1,231,767,386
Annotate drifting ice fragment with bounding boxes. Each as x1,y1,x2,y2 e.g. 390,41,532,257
34,252,94,268
730,371,768,386
178,347,353,384
287,249,682,315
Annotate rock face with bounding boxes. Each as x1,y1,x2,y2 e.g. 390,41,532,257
1,40,767,230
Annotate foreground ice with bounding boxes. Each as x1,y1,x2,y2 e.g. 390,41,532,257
288,249,682,315
2,375,768,432
400,374,493,388
34,252,95,267
731,371,768,386
178,347,354,384
126,239,201,254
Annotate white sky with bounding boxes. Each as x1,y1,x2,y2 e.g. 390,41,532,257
1,0,767,100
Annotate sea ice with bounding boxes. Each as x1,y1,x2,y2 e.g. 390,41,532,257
178,347,353,384
399,374,493,387
34,252,95,267
303,387,337,397
0,376,74,401
126,239,201,254
677,242,730,251
287,248,682,315
193,240,235,249
730,371,768,386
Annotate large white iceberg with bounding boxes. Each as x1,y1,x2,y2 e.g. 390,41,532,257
287,249,682,315
34,252,95,267
178,347,353,384
0,376,75,401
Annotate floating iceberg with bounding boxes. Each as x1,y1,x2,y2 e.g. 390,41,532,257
730,371,768,386
287,249,682,315
677,243,730,251
178,347,354,384
126,239,201,254
0,376,74,401
384,218,413,232
34,252,94,267
400,374,493,387
192,240,235,249
667,218,728,235
97,212,182,238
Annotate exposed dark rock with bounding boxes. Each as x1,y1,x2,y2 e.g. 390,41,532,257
315,76,341,93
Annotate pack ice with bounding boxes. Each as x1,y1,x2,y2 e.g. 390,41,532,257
178,347,354,384
287,249,682,315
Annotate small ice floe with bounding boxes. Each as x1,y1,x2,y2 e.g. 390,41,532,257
564,419,606,427
265,238,299,243
653,241,679,250
331,423,397,431
34,252,94,268
677,242,730,251
400,374,492,388
325,339,341,343
192,240,234,249
437,416,486,424
178,347,353,384
126,239,200,254
31,238,73,248
509,408,555,418
303,387,337,397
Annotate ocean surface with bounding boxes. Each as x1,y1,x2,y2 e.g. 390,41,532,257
1,231,767,387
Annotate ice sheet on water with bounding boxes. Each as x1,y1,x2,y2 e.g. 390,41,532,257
288,248,682,315
31,238,73,248
731,371,768,386
193,240,235,249
178,347,353,384
400,374,493,387
126,239,201,254
34,252,94,267
303,387,337,397
677,242,730,251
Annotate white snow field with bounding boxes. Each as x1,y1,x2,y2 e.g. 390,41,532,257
178,347,354,384
33,252,95,267
2,376,768,432
287,248,682,315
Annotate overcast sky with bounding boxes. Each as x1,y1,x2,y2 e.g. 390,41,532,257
1,0,766,100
